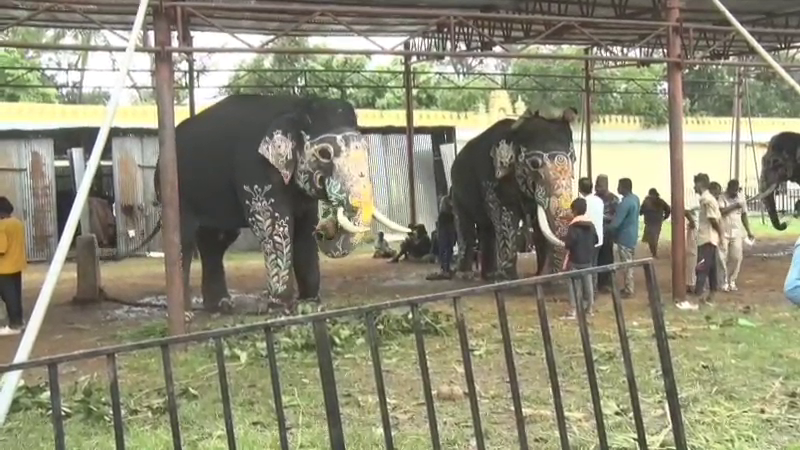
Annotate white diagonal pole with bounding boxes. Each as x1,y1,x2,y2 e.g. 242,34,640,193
0,0,152,425
709,0,800,96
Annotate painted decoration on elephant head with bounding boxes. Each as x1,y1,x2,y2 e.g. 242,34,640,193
491,139,516,179
257,130,295,185
242,184,292,299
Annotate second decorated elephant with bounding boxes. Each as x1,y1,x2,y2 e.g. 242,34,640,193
450,107,578,281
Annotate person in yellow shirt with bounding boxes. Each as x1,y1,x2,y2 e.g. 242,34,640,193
0,197,27,336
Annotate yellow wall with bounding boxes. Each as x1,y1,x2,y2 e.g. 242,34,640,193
0,100,790,204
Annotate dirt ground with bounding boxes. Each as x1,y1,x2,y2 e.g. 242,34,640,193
0,237,796,365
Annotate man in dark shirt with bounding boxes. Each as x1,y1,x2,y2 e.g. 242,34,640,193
427,194,457,280
594,174,619,292
563,198,598,319
640,188,671,258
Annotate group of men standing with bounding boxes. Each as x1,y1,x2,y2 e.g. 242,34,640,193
680,175,754,309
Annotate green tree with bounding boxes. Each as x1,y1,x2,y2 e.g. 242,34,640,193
0,49,58,102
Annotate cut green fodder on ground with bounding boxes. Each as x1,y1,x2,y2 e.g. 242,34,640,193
2,300,799,449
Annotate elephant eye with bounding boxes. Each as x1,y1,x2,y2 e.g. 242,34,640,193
315,144,333,162
529,155,544,168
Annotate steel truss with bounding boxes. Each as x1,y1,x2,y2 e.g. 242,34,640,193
1,1,800,68
1,65,734,96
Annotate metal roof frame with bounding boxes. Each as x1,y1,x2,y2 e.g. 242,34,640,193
0,0,799,66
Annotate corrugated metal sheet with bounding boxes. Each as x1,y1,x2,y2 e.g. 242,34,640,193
0,138,58,262
440,143,457,188
112,136,161,255
366,133,413,235
411,134,439,232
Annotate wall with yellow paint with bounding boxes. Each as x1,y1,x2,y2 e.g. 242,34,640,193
0,95,793,205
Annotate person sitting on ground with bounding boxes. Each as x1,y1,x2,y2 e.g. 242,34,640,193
639,188,671,258
562,197,598,319
390,224,432,263
372,231,397,259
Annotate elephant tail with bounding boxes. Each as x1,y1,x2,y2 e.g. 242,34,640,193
112,209,163,261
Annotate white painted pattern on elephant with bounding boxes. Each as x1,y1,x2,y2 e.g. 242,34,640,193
483,180,519,278
491,140,516,179
330,132,373,230
258,130,295,185
243,185,292,298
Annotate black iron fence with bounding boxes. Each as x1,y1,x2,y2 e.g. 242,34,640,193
0,259,687,450
743,185,800,217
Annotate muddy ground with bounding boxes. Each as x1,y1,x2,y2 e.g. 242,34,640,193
0,237,796,364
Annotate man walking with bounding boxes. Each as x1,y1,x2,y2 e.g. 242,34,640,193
688,173,723,307
594,174,619,292
639,188,671,258
608,178,640,298
0,197,27,336
717,179,754,291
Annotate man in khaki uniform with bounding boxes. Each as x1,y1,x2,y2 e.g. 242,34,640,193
717,179,755,291
693,173,723,305
684,192,700,293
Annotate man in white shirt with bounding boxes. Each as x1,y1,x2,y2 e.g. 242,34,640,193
578,177,605,283
684,190,700,293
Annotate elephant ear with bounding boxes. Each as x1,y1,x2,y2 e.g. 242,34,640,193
257,117,301,185
491,139,516,179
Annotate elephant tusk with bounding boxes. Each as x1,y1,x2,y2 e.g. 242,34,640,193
336,207,370,234
536,205,565,248
746,183,778,203
373,209,412,233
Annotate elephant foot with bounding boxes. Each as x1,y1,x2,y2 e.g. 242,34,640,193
487,271,518,283
455,270,479,281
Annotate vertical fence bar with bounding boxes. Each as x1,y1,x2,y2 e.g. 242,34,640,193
106,353,126,450
609,275,649,449
570,277,609,450
411,303,441,450
534,285,570,450
160,344,183,450
452,296,485,450
643,263,688,450
313,319,346,450
48,363,66,450
494,291,529,450
264,327,290,450
364,312,395,450
213,337,237,450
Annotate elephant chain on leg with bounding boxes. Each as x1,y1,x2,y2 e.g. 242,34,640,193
244,185,295,314
483,182,519,281
453,204,477,279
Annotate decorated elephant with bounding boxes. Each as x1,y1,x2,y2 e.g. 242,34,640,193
137,94,410,312
753,131,800,230
450,107,578,281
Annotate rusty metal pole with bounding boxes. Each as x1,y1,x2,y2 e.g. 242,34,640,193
154,4,186,336
583,47,594,180
403,42,417,224
177,8,196,117
733,67,742,180
666,0,686,302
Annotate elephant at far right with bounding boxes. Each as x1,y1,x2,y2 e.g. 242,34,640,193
752,131,800,231
450,107,578,281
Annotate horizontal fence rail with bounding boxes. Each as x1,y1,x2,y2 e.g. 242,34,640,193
0,258,687,450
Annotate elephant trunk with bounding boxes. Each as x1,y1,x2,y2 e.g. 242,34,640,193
762,187,787,231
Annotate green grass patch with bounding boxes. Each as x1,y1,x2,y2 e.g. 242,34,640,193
2,298,799,449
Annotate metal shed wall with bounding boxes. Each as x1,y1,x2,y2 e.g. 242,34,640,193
0,138,58,262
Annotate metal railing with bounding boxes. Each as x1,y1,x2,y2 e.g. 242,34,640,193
0,258,687,450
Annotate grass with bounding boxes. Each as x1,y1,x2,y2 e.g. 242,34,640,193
2,294,799,449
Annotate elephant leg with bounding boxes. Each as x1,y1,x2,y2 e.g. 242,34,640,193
239,184,294,310
453,202,477,276
478,227,496,280
180,214,199,311
292,212,321,304
530,214,549,276
196,227,240,312
482,183,519,281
